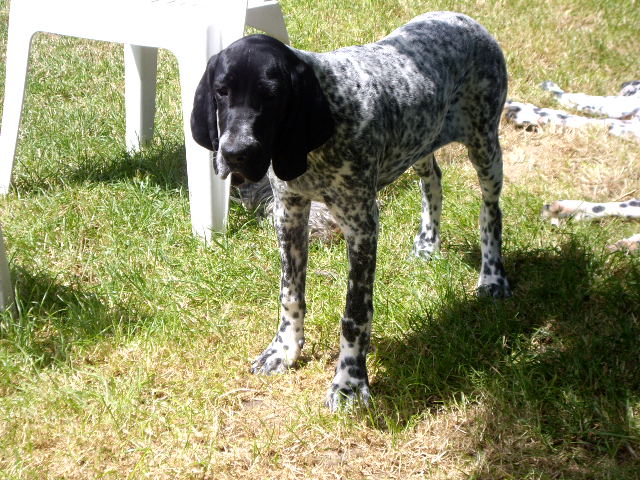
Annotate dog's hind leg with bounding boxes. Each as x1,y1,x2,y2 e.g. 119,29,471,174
412,153,443,259
467,133,511,299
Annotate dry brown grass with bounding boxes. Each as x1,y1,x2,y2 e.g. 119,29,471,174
434,119,640,210
8,329,632,479
11,340,477,479
501,122,640,202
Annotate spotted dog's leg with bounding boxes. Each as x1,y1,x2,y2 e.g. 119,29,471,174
542,199,640,223
325,198,378,411
251,192,310,374
541,200,640,252
468,135,511,299
542,200,600,224
412,153,443,259
541,80,640,119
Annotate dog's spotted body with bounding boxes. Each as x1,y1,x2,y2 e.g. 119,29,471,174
504,81,640,141
191,11,510,410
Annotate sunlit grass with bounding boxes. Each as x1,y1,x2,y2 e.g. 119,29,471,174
1,0,639,478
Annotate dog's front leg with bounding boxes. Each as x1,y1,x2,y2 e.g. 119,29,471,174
325,199,379,411
251,191,310,374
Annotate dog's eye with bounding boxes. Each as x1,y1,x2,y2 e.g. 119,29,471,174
216,87,229,97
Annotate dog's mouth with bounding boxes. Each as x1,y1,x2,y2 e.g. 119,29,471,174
218,166,262,187
214,159,253,186
214,148,270,186
228,160,271,186
231,172,247,186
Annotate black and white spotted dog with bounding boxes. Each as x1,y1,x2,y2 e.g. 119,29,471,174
505,81,640,252
505,81,640,140
191,12,511,410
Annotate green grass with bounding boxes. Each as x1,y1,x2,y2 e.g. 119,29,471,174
1,0,640,478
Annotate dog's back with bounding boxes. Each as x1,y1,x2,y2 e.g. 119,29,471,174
293,11,507,190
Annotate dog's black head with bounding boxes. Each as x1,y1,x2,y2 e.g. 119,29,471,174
190,34,335,185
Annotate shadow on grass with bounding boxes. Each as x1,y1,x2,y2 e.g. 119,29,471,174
0,266,150,373
12,140,188,193
372,238,640,475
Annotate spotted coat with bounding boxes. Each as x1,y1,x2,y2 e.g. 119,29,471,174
504,80,640,141
191,11,511,410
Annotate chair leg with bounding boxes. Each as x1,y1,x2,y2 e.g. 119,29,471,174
0,225,15,314
184,141,231,240
173,10,246,239
0,27,35,194
246,1,290,44
124,45,158,152
178,58,230,240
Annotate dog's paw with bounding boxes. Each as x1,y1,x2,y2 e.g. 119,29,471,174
251,340,300,375
325,382,371,412
477,282,512,299
541,200,591,222
412,234,441,260
477,258,511,299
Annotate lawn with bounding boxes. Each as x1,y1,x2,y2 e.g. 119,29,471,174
1,0,640,478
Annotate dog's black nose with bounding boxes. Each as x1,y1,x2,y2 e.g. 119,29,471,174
221,139,260,167
220,145,245,166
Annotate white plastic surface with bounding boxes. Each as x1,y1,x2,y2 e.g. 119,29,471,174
0,0,289,239
0,225,14,313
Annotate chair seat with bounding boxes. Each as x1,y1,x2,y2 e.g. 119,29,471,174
15,0,247,49
0,0,288,239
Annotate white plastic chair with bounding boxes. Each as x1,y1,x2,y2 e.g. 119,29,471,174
0,0,289,240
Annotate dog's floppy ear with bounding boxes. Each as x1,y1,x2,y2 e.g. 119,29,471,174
272,55,335,181
190,54,219,152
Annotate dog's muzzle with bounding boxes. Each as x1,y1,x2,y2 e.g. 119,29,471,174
215,135,270,186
